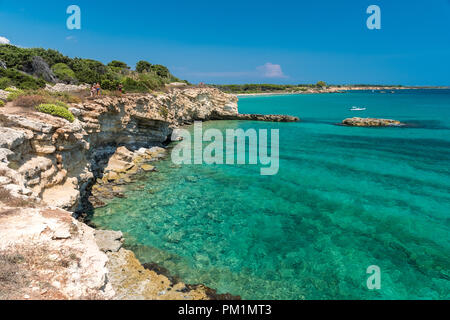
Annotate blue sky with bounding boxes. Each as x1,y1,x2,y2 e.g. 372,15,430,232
0,0,449,85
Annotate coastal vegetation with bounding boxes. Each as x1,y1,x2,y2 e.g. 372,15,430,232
211,82,407,94
35,103,75,122
5,87,25,101
0,44,186,92
211,82,329,94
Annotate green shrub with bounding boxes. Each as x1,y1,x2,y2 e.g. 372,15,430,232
0,68,46,90
54,100,69,109
101,79,121,91
0,100,5,107
138,73,164,90
122,77,149,92
35,103,75,122
0,77,12,89
6,88,25,101
51,63,76,83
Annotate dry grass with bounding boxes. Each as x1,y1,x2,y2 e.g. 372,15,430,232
0,250,29,299
14,95,48,108
0,186,36,208
0,245,80,300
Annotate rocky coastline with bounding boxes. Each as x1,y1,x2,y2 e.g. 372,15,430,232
0,86,294,300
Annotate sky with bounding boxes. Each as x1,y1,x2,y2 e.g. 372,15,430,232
0,0,449,85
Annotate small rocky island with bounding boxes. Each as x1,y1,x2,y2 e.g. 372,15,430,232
342,117,403,127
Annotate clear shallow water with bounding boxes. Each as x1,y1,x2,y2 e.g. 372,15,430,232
93,90,450,299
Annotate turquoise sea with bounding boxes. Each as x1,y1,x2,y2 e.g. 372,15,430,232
92,90,450,299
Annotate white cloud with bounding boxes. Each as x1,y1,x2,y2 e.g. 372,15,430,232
0,36,11,45
256,62,287,78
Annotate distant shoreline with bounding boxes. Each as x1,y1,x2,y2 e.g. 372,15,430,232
236,86,448,97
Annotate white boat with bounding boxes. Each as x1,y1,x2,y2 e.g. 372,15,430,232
350,106,366,111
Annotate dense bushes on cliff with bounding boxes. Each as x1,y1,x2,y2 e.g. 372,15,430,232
212,83,300,93
51,63,77,83
0,68,46,90
107,60,130,69
136,60,152,73
0,44,182,92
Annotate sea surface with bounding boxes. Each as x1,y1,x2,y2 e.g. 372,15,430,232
92,90,450,299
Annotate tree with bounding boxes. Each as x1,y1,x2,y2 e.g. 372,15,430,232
136,60,152,73
316,81,327,88
107,60,130,69
151,64,170,78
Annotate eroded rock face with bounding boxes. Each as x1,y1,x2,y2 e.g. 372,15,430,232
342,117,403,127
0,88,238,211
0,87,277,300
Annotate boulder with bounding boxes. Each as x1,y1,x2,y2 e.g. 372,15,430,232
94,230,123,252
0,127,26,149
30,56,58,83
0,148,13,164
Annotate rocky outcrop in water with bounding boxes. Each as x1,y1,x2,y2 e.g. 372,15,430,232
217,113,299,122
342,117,403,127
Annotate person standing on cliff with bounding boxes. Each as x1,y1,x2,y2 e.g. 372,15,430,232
90,84,96,97
95,83,101,96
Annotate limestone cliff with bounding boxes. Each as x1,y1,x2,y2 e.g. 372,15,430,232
0,88,239,211
0,87,243,300
0,87,297,300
